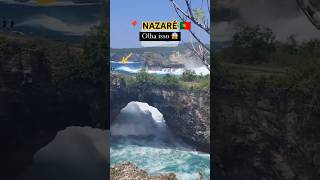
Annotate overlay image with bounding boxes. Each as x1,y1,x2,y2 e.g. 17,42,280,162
110,0,211,179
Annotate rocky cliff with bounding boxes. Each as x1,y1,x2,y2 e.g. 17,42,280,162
0,34,106,179
213,85,320,180
110,75,210,151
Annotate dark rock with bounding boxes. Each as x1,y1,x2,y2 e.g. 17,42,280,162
0,34,106,179
212,86,320,180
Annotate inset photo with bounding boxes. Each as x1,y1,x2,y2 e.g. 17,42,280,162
110,0,211,179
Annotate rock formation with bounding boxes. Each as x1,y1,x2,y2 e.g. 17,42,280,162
213,85,320,180
111,163,177,180
0,34,106,179
110,74,210,152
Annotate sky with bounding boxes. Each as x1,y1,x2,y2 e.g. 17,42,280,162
214,0,320,42
3,0,320,46
0,0,210,47
0,0,101,38
110,0,210,48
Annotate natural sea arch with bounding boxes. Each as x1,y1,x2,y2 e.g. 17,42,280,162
110,77,210,151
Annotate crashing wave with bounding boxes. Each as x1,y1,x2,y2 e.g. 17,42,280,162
110,102,165,137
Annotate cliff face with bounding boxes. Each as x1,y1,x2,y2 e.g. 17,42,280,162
0,35,106,179
213,87,320,180
110,76,210,151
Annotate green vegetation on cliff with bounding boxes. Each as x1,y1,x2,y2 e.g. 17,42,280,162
213,25,320,180
0,25,108,128
214,25,320,95
116,70,210,92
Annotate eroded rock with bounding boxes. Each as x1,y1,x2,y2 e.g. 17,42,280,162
110,163,177,180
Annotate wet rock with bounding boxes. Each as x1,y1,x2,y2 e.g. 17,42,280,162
110,163,177,180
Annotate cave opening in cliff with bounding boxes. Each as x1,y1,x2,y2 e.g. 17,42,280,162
111,101,167,137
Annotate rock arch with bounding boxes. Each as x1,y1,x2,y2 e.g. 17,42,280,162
110,78,210,151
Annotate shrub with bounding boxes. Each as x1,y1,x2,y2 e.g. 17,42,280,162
181,70,197,81
231,25,276,64
161,74,180,88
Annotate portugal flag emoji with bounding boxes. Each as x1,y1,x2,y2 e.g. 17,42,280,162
180,21,191,30
37,0,56,5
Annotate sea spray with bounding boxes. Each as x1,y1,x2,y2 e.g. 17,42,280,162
21,127,108,180
110,102,164,137
110,61,209,75
110,101,210,179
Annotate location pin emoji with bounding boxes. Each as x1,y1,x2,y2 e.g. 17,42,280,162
131,20,137,27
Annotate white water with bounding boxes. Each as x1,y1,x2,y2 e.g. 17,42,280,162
110,102,210,180
110,61,210,76
21,127,109,180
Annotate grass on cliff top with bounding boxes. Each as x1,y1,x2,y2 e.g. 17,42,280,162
215,52,320,96
118,70,210,91
213,25,320,95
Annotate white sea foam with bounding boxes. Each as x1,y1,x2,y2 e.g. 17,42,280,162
110,101,210,179
22,127,109,180
113,65,209,76
114,66,142,73
110,102,165,137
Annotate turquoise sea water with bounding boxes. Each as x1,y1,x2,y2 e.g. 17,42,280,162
110,102,210,180
110,137,210,180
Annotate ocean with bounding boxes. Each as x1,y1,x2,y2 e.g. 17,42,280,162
110,102,210,179
110,61,210,76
